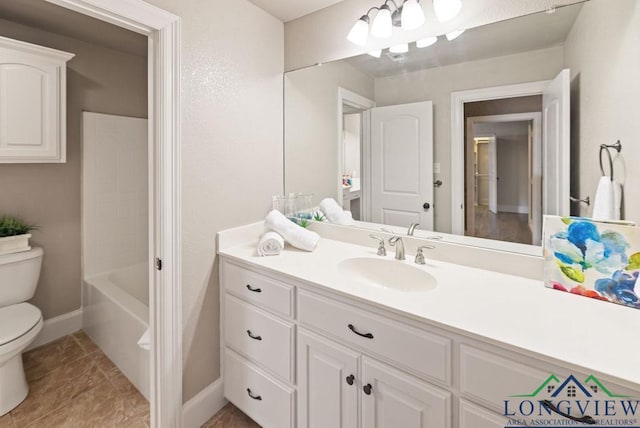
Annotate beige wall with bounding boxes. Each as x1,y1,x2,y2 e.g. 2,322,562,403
285,61,373,206
374,46,563,232
0,19,147,320
140,0,284,401
284,0,584,71
563,0,640,221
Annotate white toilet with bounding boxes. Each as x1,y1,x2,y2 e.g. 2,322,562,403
0,248,44,416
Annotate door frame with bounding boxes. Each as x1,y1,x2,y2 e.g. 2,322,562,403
337,88,375,215
451,81,549,235
46,1,182,426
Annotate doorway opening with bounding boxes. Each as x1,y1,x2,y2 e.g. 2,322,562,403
466,115,540,245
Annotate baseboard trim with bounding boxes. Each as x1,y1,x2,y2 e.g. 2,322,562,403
183,378,226,428
498,204,529,214
27,308,83,351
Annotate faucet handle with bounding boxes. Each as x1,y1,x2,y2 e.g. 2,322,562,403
415,245,435,265
369,235,387,256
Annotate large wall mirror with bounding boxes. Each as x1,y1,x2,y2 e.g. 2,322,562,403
284,0,639,254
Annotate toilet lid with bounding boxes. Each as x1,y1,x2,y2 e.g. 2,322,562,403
0,303,42,346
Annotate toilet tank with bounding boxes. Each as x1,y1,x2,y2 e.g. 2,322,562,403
0,247,43,308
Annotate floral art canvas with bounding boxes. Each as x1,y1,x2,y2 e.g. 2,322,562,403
543,215,640,309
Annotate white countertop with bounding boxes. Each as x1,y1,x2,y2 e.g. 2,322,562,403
219,236,640,390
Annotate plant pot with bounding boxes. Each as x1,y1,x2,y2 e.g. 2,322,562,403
0,234,31,256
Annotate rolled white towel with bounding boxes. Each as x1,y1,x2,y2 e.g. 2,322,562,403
258,231,284,256
137,328,150,351
265,210,320,252
319,198,355,225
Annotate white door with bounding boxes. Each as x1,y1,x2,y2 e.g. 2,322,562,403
542,68,570,216
361,357,451,428
370,101,434,229
488,137,498,214
297,329,359,428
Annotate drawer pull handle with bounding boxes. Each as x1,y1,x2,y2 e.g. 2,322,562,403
348,324,374,339
246,330,262,341
247,388,262,401
363,383,372,395
346,374,355,386
541,400,595,425
246,284,262,293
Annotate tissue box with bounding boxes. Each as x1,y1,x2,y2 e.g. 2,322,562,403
543,215,640,309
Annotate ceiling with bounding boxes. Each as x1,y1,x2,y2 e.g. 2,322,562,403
0,0,147,57
345,3,583,78
248,0,346,22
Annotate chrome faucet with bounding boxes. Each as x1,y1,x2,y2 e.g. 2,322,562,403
389,236,405,260
407,223,420,236
414,245,435,265
369,235,387,256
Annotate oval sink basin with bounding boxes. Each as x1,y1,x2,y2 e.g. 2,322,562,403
337,258,437,292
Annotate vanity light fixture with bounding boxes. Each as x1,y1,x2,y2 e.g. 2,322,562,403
389,43,409,53
416,36,438,47
433,0,462,22
371,3,393,38
368,49,383,58
401,0,426,30
445,29,465,40
347,12,373,46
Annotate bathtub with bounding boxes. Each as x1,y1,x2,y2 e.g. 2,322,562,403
83,263,150,400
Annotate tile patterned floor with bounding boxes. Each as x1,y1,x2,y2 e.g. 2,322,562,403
0,331,257,428
201,403,259,428
0,331,149,428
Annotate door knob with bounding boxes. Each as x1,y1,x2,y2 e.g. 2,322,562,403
423,202,431,210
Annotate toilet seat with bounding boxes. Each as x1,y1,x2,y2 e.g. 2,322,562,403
0,303,42,347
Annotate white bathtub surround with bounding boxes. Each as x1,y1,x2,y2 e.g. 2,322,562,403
257,231,285,256
264,210,320,251
82,263,150,400
82,112,149,278
319,198,355,225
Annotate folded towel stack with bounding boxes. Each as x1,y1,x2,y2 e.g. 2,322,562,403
264,210,320,252
257,231,285,256
319,198,355,225
592,176,622,221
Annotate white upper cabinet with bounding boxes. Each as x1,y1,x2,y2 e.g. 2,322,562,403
0,36,74,163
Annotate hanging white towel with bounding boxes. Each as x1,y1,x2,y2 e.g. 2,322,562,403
264,210,320,252
137,328,150,351
319,198,355,225
257,231,285,256
592,176,621,221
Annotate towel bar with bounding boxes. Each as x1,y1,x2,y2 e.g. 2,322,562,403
570,196,590,206
599,140,622,181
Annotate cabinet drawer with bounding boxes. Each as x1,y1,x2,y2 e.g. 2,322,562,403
225,294,294,382
298,290,451,384
224,349,294,428
460,345,548,412
223,261,294,318
460,400,510,428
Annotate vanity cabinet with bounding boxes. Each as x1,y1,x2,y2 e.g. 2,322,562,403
220,258,639,428
0,36,74,163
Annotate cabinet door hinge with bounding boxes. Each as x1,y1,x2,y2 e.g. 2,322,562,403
156,258,163,271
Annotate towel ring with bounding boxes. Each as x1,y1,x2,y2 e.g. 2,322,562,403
599,140,622,181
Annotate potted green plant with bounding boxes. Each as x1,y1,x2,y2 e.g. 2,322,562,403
0,216,37,256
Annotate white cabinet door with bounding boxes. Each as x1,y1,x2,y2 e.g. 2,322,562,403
0,36,73,163
362,357,451,428
297,328,360,428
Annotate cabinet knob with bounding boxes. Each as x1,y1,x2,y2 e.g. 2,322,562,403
363,383,372,395
346,374,355,386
